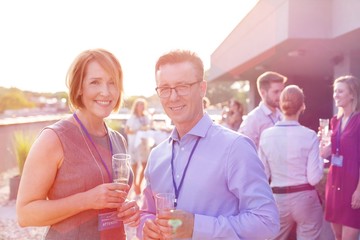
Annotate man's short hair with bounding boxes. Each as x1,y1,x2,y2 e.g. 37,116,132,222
155,49,204,81
256,71,287,93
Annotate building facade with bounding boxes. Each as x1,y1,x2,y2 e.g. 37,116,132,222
209,0,360,130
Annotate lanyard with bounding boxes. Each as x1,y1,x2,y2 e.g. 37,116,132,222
335,113,354,154
171,137,201,208
73,113,113,181
268,114,280,125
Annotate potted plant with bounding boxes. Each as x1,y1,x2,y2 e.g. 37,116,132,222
9,130,35,200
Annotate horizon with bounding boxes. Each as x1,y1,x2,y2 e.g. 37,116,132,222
0,1,258,97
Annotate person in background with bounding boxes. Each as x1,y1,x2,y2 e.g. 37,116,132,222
139,49,280,239
238,71,287,148
320,75,360,240
16,49,140,240
259,85,324,240
202,96,210,110
219,104,230,125
223,99,244,131
125,98,151,197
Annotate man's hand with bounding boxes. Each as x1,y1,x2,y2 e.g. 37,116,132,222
156,209,194,239
142,219,163,240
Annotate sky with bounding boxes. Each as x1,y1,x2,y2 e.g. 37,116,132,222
0,0,258,98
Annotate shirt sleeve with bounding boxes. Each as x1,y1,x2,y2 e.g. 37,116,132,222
307,132,324,185
137,154,156,238
192,137,280,239
258,137,271,181
238,114,260,148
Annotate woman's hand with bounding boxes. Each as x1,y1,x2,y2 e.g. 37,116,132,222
319,143,332,159
118,200,140,227
86,183,129,210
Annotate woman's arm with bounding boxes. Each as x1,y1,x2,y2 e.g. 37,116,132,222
307,134,324,185
351,168,360,209
16,129,128,227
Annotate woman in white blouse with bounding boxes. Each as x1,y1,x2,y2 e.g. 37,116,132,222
259,85,324,240
125,98,151,196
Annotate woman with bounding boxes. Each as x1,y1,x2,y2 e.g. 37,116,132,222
259,85,324,239
16,49,140,239
125,98,151,196
320,75,360,240
225,99,244,131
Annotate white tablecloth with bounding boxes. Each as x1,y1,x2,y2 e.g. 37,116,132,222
134,130,170,148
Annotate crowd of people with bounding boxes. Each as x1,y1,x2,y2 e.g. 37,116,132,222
15,48,359,240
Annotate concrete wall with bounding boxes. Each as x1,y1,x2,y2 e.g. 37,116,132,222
289,75,334,131
288,0,332,38
332,0,360,37
0,114,135,174
0,119,60,174
210,0,290,80
210,0,338,80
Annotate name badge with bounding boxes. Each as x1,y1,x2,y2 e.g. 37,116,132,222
331,154,343,167
98,211,122,231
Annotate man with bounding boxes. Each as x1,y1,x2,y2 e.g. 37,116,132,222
138,50,279,239
238,71,287,148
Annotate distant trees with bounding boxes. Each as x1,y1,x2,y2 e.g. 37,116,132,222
0,87,35,113
120,81,250,114
0,87,68,114
206,81,248,111
0,80,250,115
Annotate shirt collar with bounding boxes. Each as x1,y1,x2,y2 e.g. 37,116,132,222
168,113,212,143
275,120,300,126
259,102,282,119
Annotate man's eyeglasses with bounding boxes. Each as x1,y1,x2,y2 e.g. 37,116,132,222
155,80,203,98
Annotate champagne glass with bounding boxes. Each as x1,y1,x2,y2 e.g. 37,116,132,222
319,119,330,164
112,153,131,184
155,193,175,215
319,118,330,145
155,193,181,239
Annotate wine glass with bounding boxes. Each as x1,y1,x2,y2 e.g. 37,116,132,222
155,193,175,215
112,153,131,184
319,118,330,145
155,193,181,239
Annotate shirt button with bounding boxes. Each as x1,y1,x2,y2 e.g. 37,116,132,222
176,175,180,178
181,147,185,151
337,187,341,191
